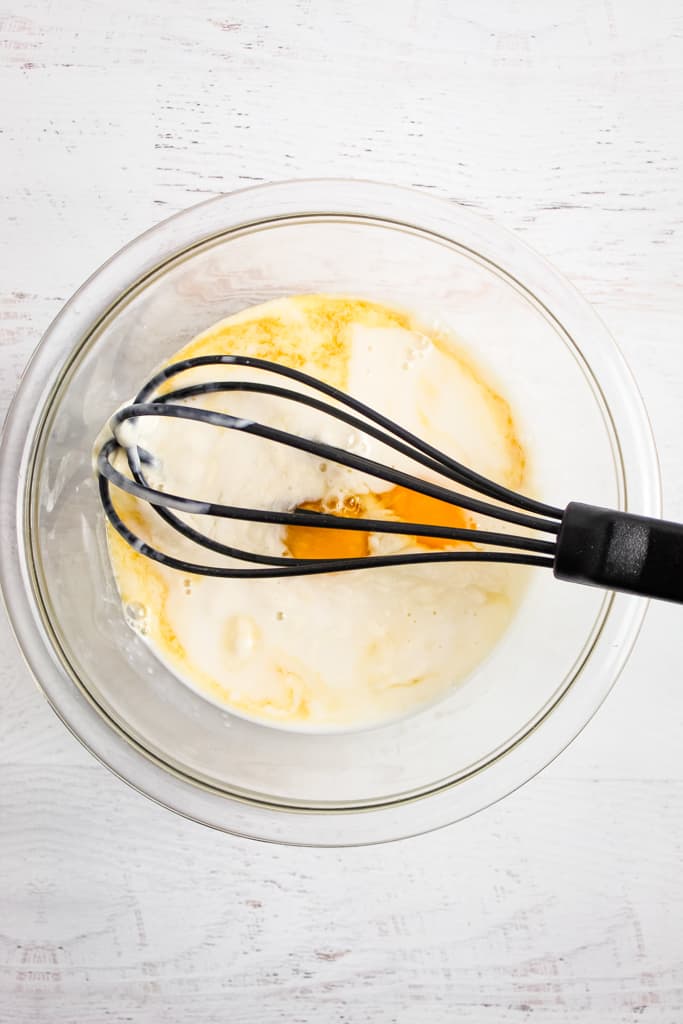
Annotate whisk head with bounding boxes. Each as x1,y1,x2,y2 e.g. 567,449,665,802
96,355,563,578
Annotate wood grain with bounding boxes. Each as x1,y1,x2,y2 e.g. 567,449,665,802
1,0,683,1020
2,768,683,1024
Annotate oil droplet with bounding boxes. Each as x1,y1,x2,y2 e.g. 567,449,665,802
276,611,285,621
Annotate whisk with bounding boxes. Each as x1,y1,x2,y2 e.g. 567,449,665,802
96,354,683,604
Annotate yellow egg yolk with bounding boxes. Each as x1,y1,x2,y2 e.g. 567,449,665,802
285,485,475,560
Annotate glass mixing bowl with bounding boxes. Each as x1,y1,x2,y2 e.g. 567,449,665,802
0,180,659,845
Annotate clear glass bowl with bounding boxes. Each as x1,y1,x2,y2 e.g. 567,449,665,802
0,180,659,845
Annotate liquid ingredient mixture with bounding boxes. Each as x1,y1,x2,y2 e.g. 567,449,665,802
104,295,529,729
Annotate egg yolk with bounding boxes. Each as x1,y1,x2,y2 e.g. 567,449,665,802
285,486,475,560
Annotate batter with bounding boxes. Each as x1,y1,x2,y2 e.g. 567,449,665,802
103,295,528,729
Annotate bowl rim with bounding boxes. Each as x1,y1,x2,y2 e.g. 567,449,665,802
0,178,661,845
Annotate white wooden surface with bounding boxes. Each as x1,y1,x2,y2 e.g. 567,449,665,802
2,2,683,1020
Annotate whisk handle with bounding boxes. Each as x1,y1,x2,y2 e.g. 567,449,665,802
554,502,683,604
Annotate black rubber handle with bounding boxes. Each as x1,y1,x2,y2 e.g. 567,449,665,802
554,502,683,603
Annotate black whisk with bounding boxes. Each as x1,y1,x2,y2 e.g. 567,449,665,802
96,355,683,604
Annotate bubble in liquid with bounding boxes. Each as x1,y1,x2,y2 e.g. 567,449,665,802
125,601,146,621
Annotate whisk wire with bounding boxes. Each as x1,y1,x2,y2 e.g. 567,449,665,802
97,354,562,578
99,472,555,579
110,401,560,536
134,354,563,519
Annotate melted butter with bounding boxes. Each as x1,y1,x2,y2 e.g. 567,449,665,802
170,295,411,392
